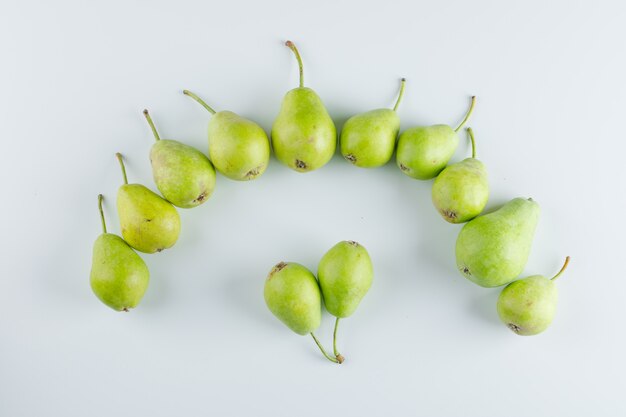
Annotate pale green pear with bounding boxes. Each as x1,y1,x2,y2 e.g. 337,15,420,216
115,153,181,254
497,257,570,335
317,241,373,318
397,96,476,180
431,127,488,223
456,197,539,287
340,79,406,168
143,110,216,208
183,90,270,181
272,40,336,172
90,194,149,311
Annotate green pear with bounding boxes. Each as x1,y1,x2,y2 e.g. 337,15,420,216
143,109,216,208
183,90,270,181
431,127,489,223
340,79,406,168
317,241,373,318
271,40,336,172
115,153,181,254
90,194,149,311
396,96,476,180
456,197,540,287
497,257,570,335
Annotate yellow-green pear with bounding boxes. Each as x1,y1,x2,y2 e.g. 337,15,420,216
90,194,149,311
115,153,180,254
271,40,336,172
183,90,270,181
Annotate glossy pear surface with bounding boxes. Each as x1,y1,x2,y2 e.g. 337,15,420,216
317,241,373,318
90,233,149,311
456,197,539,287
432,158,488,223
340,109,399,167
264,262,321,335
117,184,181,253
208,111,270,180
396,125,459,179
150,139,216,208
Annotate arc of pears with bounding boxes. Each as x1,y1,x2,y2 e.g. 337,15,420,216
272,40,337,172
397,96,476,180
116,153,180,253
183,90,270,181
143,109,216,208
456,197,540,287
90,194,149,311
340,78,406,168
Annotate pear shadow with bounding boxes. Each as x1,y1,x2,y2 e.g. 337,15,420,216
467,288,502,327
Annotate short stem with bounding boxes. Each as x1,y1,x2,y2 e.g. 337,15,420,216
98,194,107,233
551,256,571,281
115,153,128,185
310,333,340,364
333,317,344,363
393,78,406,112
183,90,216,115
454,96,476,132
285,40,304,88
143,109,161,141
467,127,477,158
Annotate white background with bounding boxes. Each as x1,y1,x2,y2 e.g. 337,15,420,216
1,1,624,416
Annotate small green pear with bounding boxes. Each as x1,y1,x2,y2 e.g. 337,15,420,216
143,110,216,208
456,197,540,287
396,96,476,180
90,194,149,311
115,153,181,254
497,257,570,335
317,241,373,318
431,127,489,223
183,90,270,181
271,40,336,172
340,79,406,168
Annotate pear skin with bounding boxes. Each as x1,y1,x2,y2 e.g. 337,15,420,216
497,257,570,335
183,91,270,181
317,241,373,318
431,127,489,223
264,262,321,335
456,197,540,287
271,41,336,172
115,153,181,254
340,79,405,168
90,195,149,311
144,110,216,208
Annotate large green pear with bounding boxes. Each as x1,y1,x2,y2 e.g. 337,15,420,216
497,257,570,335
143,110,216,208
183,90,270,181
456,197,540,287
115,153,181,254
264,262,321,335
340,79,406,168
396,96,476,180
271,41,336,172
317,241,373,318
431,127,488,223
90,194,149,311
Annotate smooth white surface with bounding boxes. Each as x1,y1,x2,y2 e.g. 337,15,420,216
1,1,625,416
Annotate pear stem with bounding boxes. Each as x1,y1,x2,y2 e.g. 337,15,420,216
285,40,304,88
393,78,407,112
454,96,476,132
183,90,216,115
551,256,571,281
143,109,161,141
310,333,340,364
115,153,128,185
333,317,344,363
98,194,107,233
467,127,477,158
